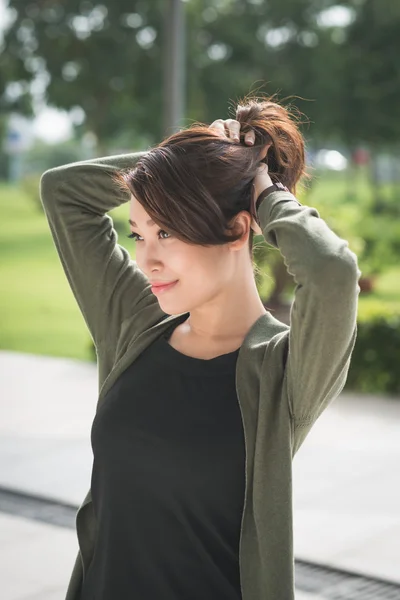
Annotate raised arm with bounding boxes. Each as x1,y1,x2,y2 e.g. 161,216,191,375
40,152,165,353
257,191,361,451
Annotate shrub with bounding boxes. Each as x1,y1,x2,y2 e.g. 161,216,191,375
346,313,400,395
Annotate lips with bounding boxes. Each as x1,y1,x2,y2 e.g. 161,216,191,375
150,281,176,287
150,280,178,295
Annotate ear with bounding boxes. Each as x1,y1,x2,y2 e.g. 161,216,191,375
227,211,252,250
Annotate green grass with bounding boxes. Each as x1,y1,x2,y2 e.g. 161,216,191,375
0,174,399,361
0,182,132,361
303,169,400,319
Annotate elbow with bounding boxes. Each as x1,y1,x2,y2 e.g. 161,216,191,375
339,245,362,285
40,168,58,208
319,244,361,294
40,166,69,211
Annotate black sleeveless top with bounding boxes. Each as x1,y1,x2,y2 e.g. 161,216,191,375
80,322,245,599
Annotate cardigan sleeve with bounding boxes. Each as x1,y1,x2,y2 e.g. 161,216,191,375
40,152,163,350
257,190,361,428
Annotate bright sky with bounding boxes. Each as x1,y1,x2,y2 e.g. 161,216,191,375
32,108,73,144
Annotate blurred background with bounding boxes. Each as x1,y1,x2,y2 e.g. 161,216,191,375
0,1,399,599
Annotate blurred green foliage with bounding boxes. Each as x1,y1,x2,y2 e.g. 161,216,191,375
346,315,400,395
347,271,400,394
23,140,85,173
2,0,400,153
304,169,400,278
1,175,399,393
1,0,400,393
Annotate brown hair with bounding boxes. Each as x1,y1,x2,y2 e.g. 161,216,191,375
116,94,309,257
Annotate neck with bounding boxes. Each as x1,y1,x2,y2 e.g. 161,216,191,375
183,272,267,344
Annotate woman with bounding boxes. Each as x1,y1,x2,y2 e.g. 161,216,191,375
40,97,360,600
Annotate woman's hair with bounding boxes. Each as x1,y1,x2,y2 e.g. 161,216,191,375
115,94,309,256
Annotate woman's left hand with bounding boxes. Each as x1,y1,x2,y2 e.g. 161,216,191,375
209,118,273,234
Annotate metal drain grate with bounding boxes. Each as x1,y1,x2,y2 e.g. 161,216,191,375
295,560,400,599
1,487,399,599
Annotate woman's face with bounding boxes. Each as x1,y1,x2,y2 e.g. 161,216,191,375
129,197,240,315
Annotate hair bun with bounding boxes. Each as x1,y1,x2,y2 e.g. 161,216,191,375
235,96,307,192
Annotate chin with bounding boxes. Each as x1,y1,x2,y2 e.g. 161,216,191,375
157,297,192,316
159,305,188,316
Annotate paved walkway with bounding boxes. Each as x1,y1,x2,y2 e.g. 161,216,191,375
1,350,399,599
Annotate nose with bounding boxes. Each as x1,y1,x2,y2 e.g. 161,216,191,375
136,240,164,275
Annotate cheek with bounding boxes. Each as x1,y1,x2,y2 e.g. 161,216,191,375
180,249,226,287
157,248,229,314
170,251,194,275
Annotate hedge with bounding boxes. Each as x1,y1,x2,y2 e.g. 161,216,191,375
346,314,400,395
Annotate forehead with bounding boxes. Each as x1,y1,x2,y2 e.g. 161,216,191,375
129,195,154,226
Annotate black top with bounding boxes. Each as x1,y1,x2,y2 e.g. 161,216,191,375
80,322,245,600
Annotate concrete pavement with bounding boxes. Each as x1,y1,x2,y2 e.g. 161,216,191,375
1,512,323,600
1,349,399,599
0,513,77,600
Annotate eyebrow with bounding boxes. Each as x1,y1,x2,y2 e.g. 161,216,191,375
128,218,156,228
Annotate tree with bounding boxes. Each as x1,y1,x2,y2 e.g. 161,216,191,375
338,0,400,207
2,0,346,149
4,0,400,304
2,0,167,150
339,0,400,147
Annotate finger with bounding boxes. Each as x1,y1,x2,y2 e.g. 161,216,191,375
259,142,272,161
244,130,255,146
209,119,229,137
250,218,263,235
225,119,241,141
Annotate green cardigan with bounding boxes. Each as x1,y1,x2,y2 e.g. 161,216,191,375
40,152,360,600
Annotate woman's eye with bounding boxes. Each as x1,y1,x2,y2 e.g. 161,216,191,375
126,230,171,242
127,232,142,242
